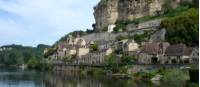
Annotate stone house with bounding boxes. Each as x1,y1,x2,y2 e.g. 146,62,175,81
75,46,113,65
138,42,170,64
49,35,90,61
123,40,139,51
164,44,199,64
122,40,139,56
76,52,106,65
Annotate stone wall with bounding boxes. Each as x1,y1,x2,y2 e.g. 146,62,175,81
77,52,106,65
77,48,90,57
126,19,162,31
150,28,166,42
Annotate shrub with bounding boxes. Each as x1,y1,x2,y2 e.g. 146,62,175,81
161,8,199,46
89,43,98,51
162,69,189,87
116,35,129,41
121,55,137,64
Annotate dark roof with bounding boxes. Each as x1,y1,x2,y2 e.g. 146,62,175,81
165,44,193,56
183,47,194,56
140,43,161,54
140,42,170,55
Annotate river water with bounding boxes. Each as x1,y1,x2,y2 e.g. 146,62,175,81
0,67,195,87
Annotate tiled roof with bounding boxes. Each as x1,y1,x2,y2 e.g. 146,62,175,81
140,43,161,54
140,42,169,55
165,44,193,56
183,47,193,56
165,44,186,56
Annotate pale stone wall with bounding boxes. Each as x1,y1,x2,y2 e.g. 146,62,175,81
94,0,118,31
77,52,106,64
78,48,90,57
69,49,76,55
106,48,113,55
149,0,163,16
127,43,139,51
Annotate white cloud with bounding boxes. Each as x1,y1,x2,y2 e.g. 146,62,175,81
0,0,100,46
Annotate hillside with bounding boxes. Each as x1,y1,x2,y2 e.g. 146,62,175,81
53,1,198,47
0,44,50,66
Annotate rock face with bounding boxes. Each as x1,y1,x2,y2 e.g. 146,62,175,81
150,28,166,42
93,0,165,31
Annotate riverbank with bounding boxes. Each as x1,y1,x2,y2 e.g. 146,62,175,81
46,67,199,87
0,64,198,87
52,63,199,87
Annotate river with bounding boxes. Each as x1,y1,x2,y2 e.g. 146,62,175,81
0,67,196,87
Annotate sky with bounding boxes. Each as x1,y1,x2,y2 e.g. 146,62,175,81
0,0,100,47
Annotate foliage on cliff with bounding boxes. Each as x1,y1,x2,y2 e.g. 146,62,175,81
161,8,199,46
89,43,99,52
0,44,50,66
99,0,108,5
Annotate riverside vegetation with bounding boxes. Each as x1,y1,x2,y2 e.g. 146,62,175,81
0,44,53,70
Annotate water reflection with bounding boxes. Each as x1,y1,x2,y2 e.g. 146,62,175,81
0,67,195,87
44,73,158,87
0,67,44,87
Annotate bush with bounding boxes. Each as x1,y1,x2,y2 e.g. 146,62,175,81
116,35,129,41
162,69,189,87
27,57,41,69
121,55,137,64
114,21,128,32
89,43,98,51
134,72,155,80
133,30,154,43
104,54,120,73
161,8,199,46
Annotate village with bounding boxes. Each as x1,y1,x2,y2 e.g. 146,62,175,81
0,0,198,87
40,0,200,86
44,0,199,73
44,23,198,66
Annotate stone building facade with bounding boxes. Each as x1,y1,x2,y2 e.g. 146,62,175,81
138,43,199,64
138,42,170,64
164,44,199,64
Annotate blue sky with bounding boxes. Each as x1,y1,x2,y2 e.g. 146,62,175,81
0,0,100,47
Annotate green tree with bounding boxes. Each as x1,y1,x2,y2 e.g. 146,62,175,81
27,57,41,69
104,54,119,73
121,55,137,64
89,43,98,51
161,8,199,46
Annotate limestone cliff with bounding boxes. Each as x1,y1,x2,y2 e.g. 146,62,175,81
93,0,181,31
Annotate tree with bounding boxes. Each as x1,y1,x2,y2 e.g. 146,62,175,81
121,55,137,64
89,43,98,51
86,29,94,34
104,54,119,73
27,57,41,69
161,8,199,46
